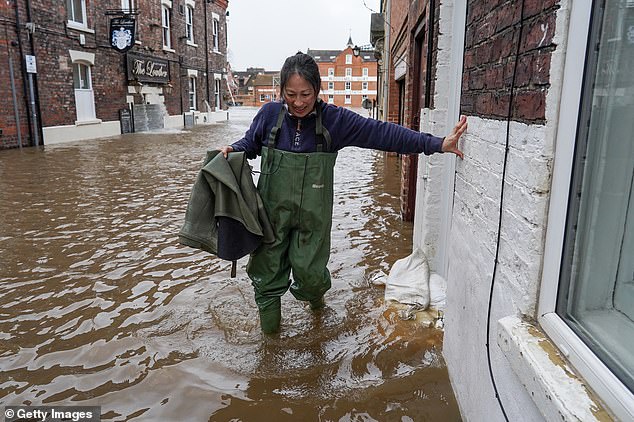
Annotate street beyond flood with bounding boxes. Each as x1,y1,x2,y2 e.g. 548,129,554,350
0,107,461,421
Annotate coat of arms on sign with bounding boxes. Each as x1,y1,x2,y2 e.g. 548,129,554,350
112,27,132,50
110,17,136,53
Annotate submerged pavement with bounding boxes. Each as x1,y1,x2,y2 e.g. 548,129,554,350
0,107,461,421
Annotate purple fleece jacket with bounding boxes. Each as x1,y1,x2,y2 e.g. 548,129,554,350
230,101,444,159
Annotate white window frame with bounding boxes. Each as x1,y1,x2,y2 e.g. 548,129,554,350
188,74,197,111
162,4,172,50
185,4,195,45
121,0,134,13
328,68,334,77
345,68,352,78
344,94,351,104
363,67,369,77
345,81,351,91
67,0,88,29
328,81,334,90
345,54,352,64
328,94,334,104
212,13,220,52
362,81,368,91
538,2,634,420
215,78,221,109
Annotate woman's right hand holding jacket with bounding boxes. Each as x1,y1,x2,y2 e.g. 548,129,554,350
218,145,234,158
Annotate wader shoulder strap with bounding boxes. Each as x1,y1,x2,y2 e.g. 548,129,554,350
315,102,332,152
267,105,286,148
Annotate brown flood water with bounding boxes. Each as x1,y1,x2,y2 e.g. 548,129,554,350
0,107,461,421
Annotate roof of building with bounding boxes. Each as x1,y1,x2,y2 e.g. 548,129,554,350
307,49,343,63
250,73,279,86
307,44,377,63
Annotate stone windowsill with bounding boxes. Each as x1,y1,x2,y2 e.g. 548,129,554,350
497,316,612,421
75,119,102,126
66,21,95,34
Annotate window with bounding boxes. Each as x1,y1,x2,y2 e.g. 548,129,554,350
345,81,351,91
212,14,220,52
328,82,334,90
72,62,96,122
345,68,352,78
67,0,86,25
362,94,368,101
328,68,334,77
121,0,134,13
162,5,171,49
215,78,221,109
188,76,196,110
73,63,90,90
259,94,266,102
345,54,352,64
363,67,369,77
539,2,634,418
328,95,334,104
186,6,194,43
345,94,351,104
362,81,368,91
557,0,634,393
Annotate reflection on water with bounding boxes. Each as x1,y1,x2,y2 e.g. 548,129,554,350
0,108,460,421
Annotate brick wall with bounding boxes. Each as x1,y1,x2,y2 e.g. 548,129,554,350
386,0,408,125
0,0,229,149
0,1,30,148
461,0,557,123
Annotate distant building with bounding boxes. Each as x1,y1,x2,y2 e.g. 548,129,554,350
308,37,378,108
232,68,279,107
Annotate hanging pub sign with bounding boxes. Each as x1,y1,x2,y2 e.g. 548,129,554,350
126,53,170,84
110,17,136,53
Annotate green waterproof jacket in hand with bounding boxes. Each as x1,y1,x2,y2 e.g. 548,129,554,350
178,150,274,260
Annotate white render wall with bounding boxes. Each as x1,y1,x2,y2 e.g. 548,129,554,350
443,117,551,422
413,110,445,265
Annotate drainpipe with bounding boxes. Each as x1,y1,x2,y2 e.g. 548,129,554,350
204,1,211,107
382,0,391,121
25,0,41,145
424,0,435,108
13,0,34,145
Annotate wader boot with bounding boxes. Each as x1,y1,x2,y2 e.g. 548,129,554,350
248,103,337,332
258,296,281,334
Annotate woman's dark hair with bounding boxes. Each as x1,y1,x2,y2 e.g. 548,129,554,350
280,52,321,97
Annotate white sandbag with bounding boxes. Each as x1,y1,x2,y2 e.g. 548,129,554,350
384,248,430,309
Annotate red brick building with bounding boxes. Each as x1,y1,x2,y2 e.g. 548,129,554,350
308,38,378,108
0,0,229,149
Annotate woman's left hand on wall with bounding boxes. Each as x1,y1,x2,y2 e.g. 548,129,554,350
441,115,468,159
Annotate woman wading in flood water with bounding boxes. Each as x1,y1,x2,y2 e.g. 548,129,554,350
219,52,467,334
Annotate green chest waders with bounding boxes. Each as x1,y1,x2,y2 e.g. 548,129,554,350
247,104,338,333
